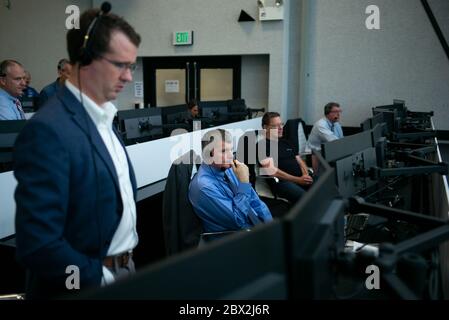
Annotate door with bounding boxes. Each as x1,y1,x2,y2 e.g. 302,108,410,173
143,56,241,107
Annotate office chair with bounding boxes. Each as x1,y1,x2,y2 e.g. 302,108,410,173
283,118,314,170
162,150,203,256
162,150,245,255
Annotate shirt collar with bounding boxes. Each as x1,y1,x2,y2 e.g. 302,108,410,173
324,117,335,129
202,163,228,179
65,79,117,128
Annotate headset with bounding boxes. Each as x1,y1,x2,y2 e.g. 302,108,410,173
79,1,112,66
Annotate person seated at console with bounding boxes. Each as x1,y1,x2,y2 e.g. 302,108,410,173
307,102,344,171
307,102,344,150
186,99,200,121
257,112,313,204
189,128,273,233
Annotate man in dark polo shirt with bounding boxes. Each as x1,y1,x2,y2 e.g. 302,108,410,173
257,112,314,204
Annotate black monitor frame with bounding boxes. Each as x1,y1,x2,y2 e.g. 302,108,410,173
284,151,347,299
160,104,189,124
19,96,39,113
321,129,374,163
116,108,163,144
78,221,288,299
0,120,27,168
200,101,229,123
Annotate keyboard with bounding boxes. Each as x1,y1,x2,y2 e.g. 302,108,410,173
345,214,369,241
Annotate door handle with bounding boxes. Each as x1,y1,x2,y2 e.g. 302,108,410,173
186,62,190,103
193,62,198,101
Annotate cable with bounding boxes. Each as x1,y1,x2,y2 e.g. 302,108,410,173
344,220,387,240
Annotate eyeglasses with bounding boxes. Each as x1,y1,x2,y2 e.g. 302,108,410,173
100,56,137,73
267,123,284,129
329,110,343,114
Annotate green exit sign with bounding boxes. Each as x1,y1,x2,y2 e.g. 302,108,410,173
173,31,193,46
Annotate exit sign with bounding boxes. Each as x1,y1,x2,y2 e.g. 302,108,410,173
173,31,193,46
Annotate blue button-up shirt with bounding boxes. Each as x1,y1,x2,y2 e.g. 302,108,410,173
189,163,273,233
0,88,25,120
307,117,344,151
39,79,62,107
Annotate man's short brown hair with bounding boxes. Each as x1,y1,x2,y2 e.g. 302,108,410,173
261,112,281,128
0,60,22,77
67,8,141,65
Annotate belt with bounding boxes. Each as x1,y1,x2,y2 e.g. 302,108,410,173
103,251,133,269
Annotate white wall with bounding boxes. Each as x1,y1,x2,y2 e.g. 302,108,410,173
299,0,449,130
0,0,92,91
241,55,269,111
429,0,449,42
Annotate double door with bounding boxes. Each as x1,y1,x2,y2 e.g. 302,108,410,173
143,56,241,107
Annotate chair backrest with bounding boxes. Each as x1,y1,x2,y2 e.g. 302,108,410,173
236,129,261,188
162,150,203,256
283,118,308,155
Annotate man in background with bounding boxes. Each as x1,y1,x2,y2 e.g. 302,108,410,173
39,58,72,107
258,112,313,204
0,60,26,120
189,129,273,233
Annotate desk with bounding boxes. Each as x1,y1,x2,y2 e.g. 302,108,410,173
0,118,262,240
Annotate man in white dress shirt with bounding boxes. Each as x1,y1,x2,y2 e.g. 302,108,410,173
307,102,344,171
307,102,344,151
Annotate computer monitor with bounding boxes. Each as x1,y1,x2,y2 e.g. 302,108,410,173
227,99,248,122
334,147,378,198
200,101,229,124
19,96,39,113
321,130,374,163
322,129,378,198
372,108,399,136
78,221,288,299
360,118,372,131
116,108,163,145
284,151,347,299
0,120,27,170
393,99,405,108
160,104,188,124
371,112,384,128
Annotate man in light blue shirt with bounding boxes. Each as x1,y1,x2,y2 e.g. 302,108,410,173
0,60,27,120
307,102,344,151
189,129,273,233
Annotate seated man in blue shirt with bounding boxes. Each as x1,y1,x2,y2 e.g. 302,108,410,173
22,70,40,98
0,60,27,120
39,58,72,108
189,129,273,233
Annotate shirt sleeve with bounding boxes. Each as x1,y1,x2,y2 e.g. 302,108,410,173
249,188,273,222
191,180,256,232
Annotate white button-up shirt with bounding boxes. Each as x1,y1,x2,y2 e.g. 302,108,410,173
65,80,138,285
